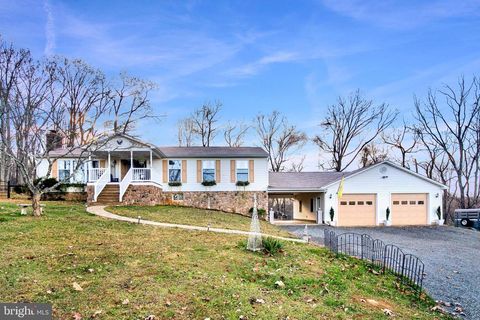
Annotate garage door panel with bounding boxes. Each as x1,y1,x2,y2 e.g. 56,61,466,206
338,194,376,227
391,193,427,225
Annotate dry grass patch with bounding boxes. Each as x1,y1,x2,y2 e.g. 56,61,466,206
0,202,449,319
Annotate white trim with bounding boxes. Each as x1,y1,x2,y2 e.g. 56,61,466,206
322,161,448,190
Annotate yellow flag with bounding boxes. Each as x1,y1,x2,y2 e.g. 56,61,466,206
337,176,344,199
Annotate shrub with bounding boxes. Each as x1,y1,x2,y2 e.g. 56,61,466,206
13,185,29,194
34,177,59,189
262,237,284,255
236,181,250,187
249,207,266,217
168,181,182,187
201,180,216,186
329,207,334,221
436,206,442,220
386,207,390,221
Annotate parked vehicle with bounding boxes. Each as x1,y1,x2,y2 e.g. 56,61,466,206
454,209,480,229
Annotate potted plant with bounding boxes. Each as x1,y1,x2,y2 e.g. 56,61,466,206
436,206,444,225
328,207,336,226
201,180,216,187
168,181,182,187
384,207,392,226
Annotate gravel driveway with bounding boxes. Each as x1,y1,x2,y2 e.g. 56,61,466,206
281,224,480,319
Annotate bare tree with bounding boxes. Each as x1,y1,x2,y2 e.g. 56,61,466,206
255,111,307,172
54,57,109,146
360,142,388,167
0,38,31,183
288,155,306,172
109,72,159,134
177,117,195,147
381,122,419,168
190,101,222,147
414,76,480,209
223,121,249,147
313,90,397,171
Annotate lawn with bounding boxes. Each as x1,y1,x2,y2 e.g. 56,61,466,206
107,205,293,238
0,201,447,319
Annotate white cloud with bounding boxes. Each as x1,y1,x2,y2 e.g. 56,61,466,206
43,0,55,56
229,51,298,76
321,0,480,29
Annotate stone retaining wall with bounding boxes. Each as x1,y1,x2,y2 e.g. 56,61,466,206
121,185,267,216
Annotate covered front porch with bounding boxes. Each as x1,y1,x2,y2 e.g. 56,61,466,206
268,191,327,225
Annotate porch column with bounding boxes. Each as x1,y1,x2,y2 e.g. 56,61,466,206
130,150,133,168
108,151,111,182
150,149,153,168
88,155,91,182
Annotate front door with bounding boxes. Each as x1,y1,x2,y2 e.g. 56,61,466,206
121,160,131,180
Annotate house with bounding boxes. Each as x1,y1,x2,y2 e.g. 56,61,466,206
268,161,447,226
37,133,447,226
37,133,269,214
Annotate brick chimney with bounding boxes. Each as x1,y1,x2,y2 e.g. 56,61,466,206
46,130,64,151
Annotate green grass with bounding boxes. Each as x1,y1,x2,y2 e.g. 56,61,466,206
0,201,448,319
107,205,293,238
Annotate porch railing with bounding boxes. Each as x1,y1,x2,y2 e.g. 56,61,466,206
132,168,151,181
94,168,110,202
120,168,133,202
89,168,107,182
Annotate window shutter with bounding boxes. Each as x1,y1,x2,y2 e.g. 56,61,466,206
216,160,221,182
162,160,168,183
230,160,236,182
182,160,187,183
51,160,58,178
197,160,202,183
248,160,255,183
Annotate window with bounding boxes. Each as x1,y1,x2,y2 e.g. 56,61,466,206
172,193,184,201
58,159,85,183
349,201,356,205
299,200,302,212
340,201,347,205
58,159,72,182
366,201,373,205
401,200,408,205
236,160,249,182
168,160,181,182
418,200,425,205
357,201,364,205
202,160,215,182
409,201,416,205
393,201,400,205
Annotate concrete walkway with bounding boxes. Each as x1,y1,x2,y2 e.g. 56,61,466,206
86,206,306,243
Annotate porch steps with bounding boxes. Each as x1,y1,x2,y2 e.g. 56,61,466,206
96,184,120,204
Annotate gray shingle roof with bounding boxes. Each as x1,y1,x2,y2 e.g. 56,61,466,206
268,171,350,191
158,146,268,158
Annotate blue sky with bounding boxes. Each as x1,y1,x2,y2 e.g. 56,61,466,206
1,0,480,169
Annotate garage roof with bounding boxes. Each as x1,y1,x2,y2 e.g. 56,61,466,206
268,171,349,192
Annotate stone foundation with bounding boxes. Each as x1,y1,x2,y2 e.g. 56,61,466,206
121,185,268,216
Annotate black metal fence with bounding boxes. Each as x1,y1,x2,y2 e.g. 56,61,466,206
324,230,424,293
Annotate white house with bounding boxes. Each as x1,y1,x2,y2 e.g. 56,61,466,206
268,161,447,226
37,133,447,226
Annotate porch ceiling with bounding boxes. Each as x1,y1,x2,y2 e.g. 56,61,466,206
91,150,162,159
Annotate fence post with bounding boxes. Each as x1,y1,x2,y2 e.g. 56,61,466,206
382,246,388,274
7,180,11,199
360,235,364,260
400,254,406,286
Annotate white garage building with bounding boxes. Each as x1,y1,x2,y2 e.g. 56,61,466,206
268,161,447,227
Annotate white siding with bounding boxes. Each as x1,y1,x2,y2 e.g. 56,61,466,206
36,159,50,178
151,158,268,192
323,163,445,225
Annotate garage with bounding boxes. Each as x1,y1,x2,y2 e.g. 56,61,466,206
391,193,427,225
338,194,376,227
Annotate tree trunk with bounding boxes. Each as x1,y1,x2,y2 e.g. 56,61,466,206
31,192,42,217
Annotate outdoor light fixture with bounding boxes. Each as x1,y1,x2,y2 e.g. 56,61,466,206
329,194,332,199
435,193,439,198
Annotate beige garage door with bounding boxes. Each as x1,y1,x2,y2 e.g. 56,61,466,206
338,194,376,227
391,193,427,226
